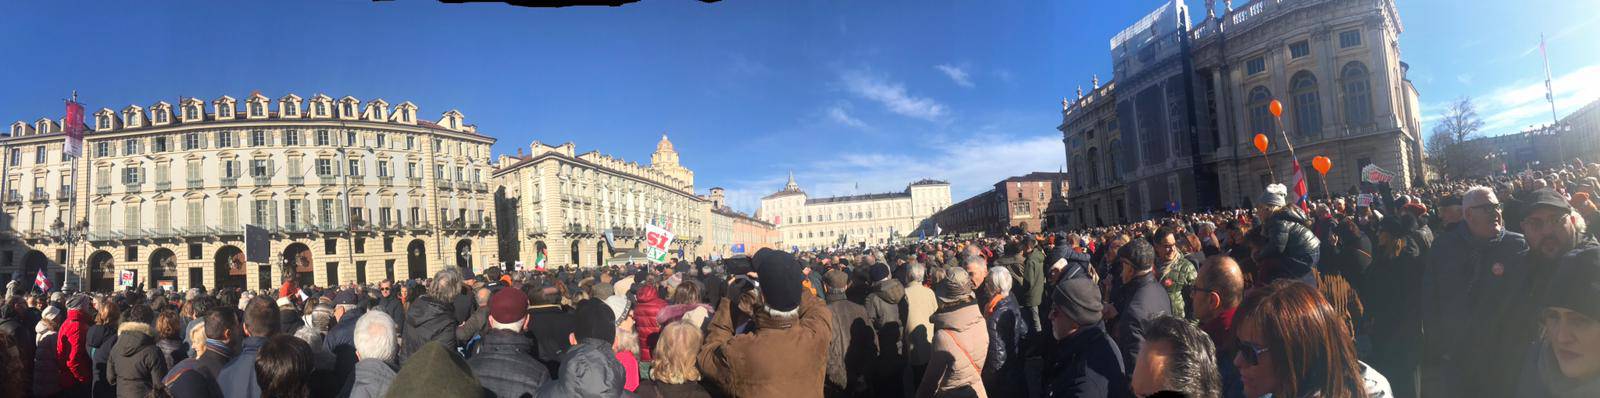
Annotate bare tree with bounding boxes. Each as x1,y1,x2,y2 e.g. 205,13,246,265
1426,97,1486,178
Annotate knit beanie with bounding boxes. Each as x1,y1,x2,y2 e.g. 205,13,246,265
1050,277,1104,325
1260,183,1288,207
385,342,485,398
753,248,804,312
574,298,616,344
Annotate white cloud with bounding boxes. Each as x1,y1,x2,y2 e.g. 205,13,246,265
1456,73,1473,85
934,64,975,88
719,133,1064,214
1470,63,1600,134
841,70,948,121
827,105,868,129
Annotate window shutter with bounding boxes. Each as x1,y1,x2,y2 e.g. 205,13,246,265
268,159,276,176
271,200,279,227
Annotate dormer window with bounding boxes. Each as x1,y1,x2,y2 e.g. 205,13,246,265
316,103,328,116
186,105,202,120
400,112,410,122
344,103,357,117
97,115,111,130
155,111,168,123
250,103,265,117
218,106,232,118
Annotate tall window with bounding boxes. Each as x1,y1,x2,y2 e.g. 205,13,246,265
1086,148,1101,187
122,167,142,184
34,146,45,164
320,199,336,224
153,137,168,152
184,133,200,150
407,162,417,178
349,159,361,176
375,133,386,148
251,130,267,147
217,131,234,148
252,200,271,226
1339,30,1362,48
405,136,415,150
287,199,303,225
316,130,331,146
316,159,333,176
377,160,390,177
251,160,270,177
9,148,20,166
1289,41,1310,59
1248,86,1275,141
187,201,203,228
1291,72,1322,136
1341,62,1373,126
250,102,265,117
345,131,357,146
123,138,139,155
95,142,110,158
285,130,300,146
1246,57,1266,75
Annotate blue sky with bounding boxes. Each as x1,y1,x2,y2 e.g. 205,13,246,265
2,0,1596,213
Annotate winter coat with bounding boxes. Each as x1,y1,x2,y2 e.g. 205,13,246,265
86,323,116,398
467,329,552,398
1157,257,1197,320
698,292,833,398
1020,250,1048,307
1518,339,1600,398
162,349,230,398
1257,208,1322,285
57,308,91,390
327,307,364,397
401,295,458,361
0,315,36,396
347,358,397,398
377,295,406,327
536,339,628,398
916,302,989,398
34,329,60,397
156,338,186,372
863,279,906,360
1045,322,1130,398
456,305,490,353
217,335,267,398
824,291,876,396
633,284,668,362
904,282,938,367
1111,272,1173,374
1421,225,1527,398
105,322,169,398
636,379,713,398
526,304,575,374
982,295,1026,398
1469,238,1600,398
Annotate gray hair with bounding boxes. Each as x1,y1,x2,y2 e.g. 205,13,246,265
1143,315,1223,398
428,269,463,301
353,311,397,362
986,266,1013,296
474,287,492,307
907,262,927,285
1463,186,1497,218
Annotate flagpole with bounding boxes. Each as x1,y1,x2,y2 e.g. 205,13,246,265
1542,33,1558,125
66,91,82,292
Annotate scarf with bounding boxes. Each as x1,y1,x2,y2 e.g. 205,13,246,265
203,338,233,360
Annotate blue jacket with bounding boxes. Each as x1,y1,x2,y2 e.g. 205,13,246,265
1422,224,1527,397
217,336,267,398
1046,322,1130,398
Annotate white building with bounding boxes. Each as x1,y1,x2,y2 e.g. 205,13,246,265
758,175,950,250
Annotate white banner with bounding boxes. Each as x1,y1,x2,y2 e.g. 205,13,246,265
643,224,675,263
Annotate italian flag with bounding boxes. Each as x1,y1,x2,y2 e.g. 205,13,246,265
535,249,547,270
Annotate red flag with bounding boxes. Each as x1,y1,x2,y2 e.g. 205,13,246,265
35,269,51,292
1292,161,1309,212
64,100,85,157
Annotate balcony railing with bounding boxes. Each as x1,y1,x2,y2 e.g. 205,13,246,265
350,219,371,231
124,183,142,193
213,225,244,236
409,221,432,231
409,177,423,186
472,182,488,192
317,222,346,233
287,176,304,185
120,227,146,239
320,176,338,185
181,225,211,236
279,223,312,234
187,179,203,189
57,188,74,202
379,176,394,187
87,230,120,241
95,185,111,194
525,226,547,236
155,181,171,191
220,178,238,189
30,191,48,203
253,176,272,186
348,176,365,186
148,227,178,238
436,179,453,190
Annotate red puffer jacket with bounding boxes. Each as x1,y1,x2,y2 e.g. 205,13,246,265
631,284,667,361
57,308,92,389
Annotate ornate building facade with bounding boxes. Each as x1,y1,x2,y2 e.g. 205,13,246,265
703,187,780,259
491,136,707,268
758,175,950,250
930,172,1069,237
1062,0,1423,228
1,93,498,291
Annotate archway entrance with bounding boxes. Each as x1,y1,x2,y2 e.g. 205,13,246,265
455,239,473,275
281,243,313,287
87,250,115,292
596,241,607,266
23,250,48,292
570,240,581,267
406,239,428,280
148,248,177,291
214,246,246,290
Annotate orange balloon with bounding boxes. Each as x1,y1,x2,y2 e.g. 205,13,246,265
1253,134,1269,154
1313,156,1332,175
1270,100,1283,118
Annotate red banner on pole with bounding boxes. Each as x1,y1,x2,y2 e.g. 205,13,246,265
64,100,85,158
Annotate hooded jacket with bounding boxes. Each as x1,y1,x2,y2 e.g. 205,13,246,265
105,322,168,398
1258,208,1322,285
698,292,833,398
348,358,397,398
537,339,628,398
863,279,906,359
916,302,990,398
468,329,552,398
633,284,668,361
57,308,91,390
401,295,459,361
1020,249,1048,307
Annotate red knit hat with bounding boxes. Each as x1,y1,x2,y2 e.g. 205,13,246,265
488,286,530,324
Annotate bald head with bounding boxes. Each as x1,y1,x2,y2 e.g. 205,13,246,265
1194,256,1245,322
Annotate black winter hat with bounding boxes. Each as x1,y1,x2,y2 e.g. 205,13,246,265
574,298,617,344
753,248,804,312
1544,247,1600,322
868,263,891,283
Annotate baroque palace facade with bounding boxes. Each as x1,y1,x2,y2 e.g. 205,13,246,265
1062,0,1423,228
491,136,710,268
1,93,497,291
759,175,950,250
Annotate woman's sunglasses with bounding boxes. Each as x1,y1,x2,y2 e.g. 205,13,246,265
1236,340,1270,366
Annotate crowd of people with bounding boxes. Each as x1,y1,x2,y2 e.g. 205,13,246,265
2,163,1600,398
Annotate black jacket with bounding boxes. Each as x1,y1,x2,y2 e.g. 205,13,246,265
467,330,552,398
983,294,1027,398
326,307,365,397
86,324,118,398
536,339,627,397
401,295,459,361
378,295,406,326
106,322,168,398
163,348,230,398
155,338,187,372
1046,322,1131,398
1111,272,1173,375
217,335,267,398
1258,209,1321,285
824,291,875,396
525,304,575,375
